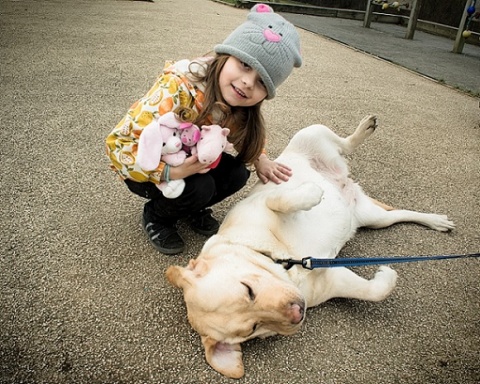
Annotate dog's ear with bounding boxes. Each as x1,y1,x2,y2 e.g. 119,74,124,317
165,265,185,288
201,336,244,379
186,258,208,275
165,259,209,289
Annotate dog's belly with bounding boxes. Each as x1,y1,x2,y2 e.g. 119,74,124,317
274,179,357,259
222,155,359,260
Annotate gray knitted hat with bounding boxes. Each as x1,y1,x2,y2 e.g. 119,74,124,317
214,3,302,99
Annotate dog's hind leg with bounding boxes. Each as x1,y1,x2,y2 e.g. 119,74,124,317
283,115,377,176
341,114,378,155
355,193,455,232
287,115,377,156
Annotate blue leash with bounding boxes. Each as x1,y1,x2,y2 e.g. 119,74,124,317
275,253,480,270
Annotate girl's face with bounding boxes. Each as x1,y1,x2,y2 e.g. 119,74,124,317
218,56,268,107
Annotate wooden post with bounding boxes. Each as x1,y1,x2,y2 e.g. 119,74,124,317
453,0,471,53
364,0,374,28
405,0,422,39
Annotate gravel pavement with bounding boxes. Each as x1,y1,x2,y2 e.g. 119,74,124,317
1,1,479,383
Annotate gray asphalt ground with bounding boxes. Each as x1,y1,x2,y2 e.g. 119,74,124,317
1,1,479,383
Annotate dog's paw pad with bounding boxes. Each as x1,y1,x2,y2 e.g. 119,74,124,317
348,115,377,149
359,114,378,132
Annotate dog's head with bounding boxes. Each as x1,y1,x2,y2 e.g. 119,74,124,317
166,237,306,378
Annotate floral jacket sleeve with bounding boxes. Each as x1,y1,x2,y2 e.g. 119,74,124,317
105,60,206,184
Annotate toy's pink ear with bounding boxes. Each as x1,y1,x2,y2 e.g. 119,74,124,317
137,121,163,171
221,127,230,137
158,111,181,129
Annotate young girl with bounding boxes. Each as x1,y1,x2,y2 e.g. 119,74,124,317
106,4,302,254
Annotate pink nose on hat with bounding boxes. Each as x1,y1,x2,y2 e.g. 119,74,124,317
263,28,281,42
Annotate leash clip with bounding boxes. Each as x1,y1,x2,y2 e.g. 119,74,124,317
276,257,313,270
275,258,300,270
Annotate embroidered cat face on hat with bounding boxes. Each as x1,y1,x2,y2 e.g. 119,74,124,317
214,3,302,99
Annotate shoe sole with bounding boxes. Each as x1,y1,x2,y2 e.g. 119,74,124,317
190,226,218,237
148,239,185,255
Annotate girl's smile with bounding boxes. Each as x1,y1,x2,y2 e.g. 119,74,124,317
232,85,247,98
219,56,267,107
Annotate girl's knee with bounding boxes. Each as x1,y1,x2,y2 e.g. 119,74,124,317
182,174,216,208
229,165,250,191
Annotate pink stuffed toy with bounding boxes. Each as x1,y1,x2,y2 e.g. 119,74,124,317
195,125,233,169
137,112,233,199
137,112,191,198
180,123,201,154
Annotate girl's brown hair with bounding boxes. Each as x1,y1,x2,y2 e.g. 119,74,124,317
190,54,266,165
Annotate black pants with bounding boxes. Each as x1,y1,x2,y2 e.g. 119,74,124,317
125,154,250,222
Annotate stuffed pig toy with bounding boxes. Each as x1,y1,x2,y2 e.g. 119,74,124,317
195,125,233,169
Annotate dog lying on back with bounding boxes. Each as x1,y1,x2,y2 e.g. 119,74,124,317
167,115,454,378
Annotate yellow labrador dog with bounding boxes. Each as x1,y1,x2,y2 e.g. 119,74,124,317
166,115,454,379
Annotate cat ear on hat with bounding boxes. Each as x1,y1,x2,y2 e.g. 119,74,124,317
251,3,274,13
248,3,283,23
248,3,302,68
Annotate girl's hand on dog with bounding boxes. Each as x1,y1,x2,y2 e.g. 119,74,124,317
254,154,292,184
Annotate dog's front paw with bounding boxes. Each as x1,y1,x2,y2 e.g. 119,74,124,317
370,266,397,301
300,182,324,209
266,182,324,213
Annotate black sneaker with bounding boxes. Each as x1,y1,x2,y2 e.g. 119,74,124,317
142,216,185,255
188,208,220,236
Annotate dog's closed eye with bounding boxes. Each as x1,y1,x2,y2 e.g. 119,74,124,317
242,283,255,301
